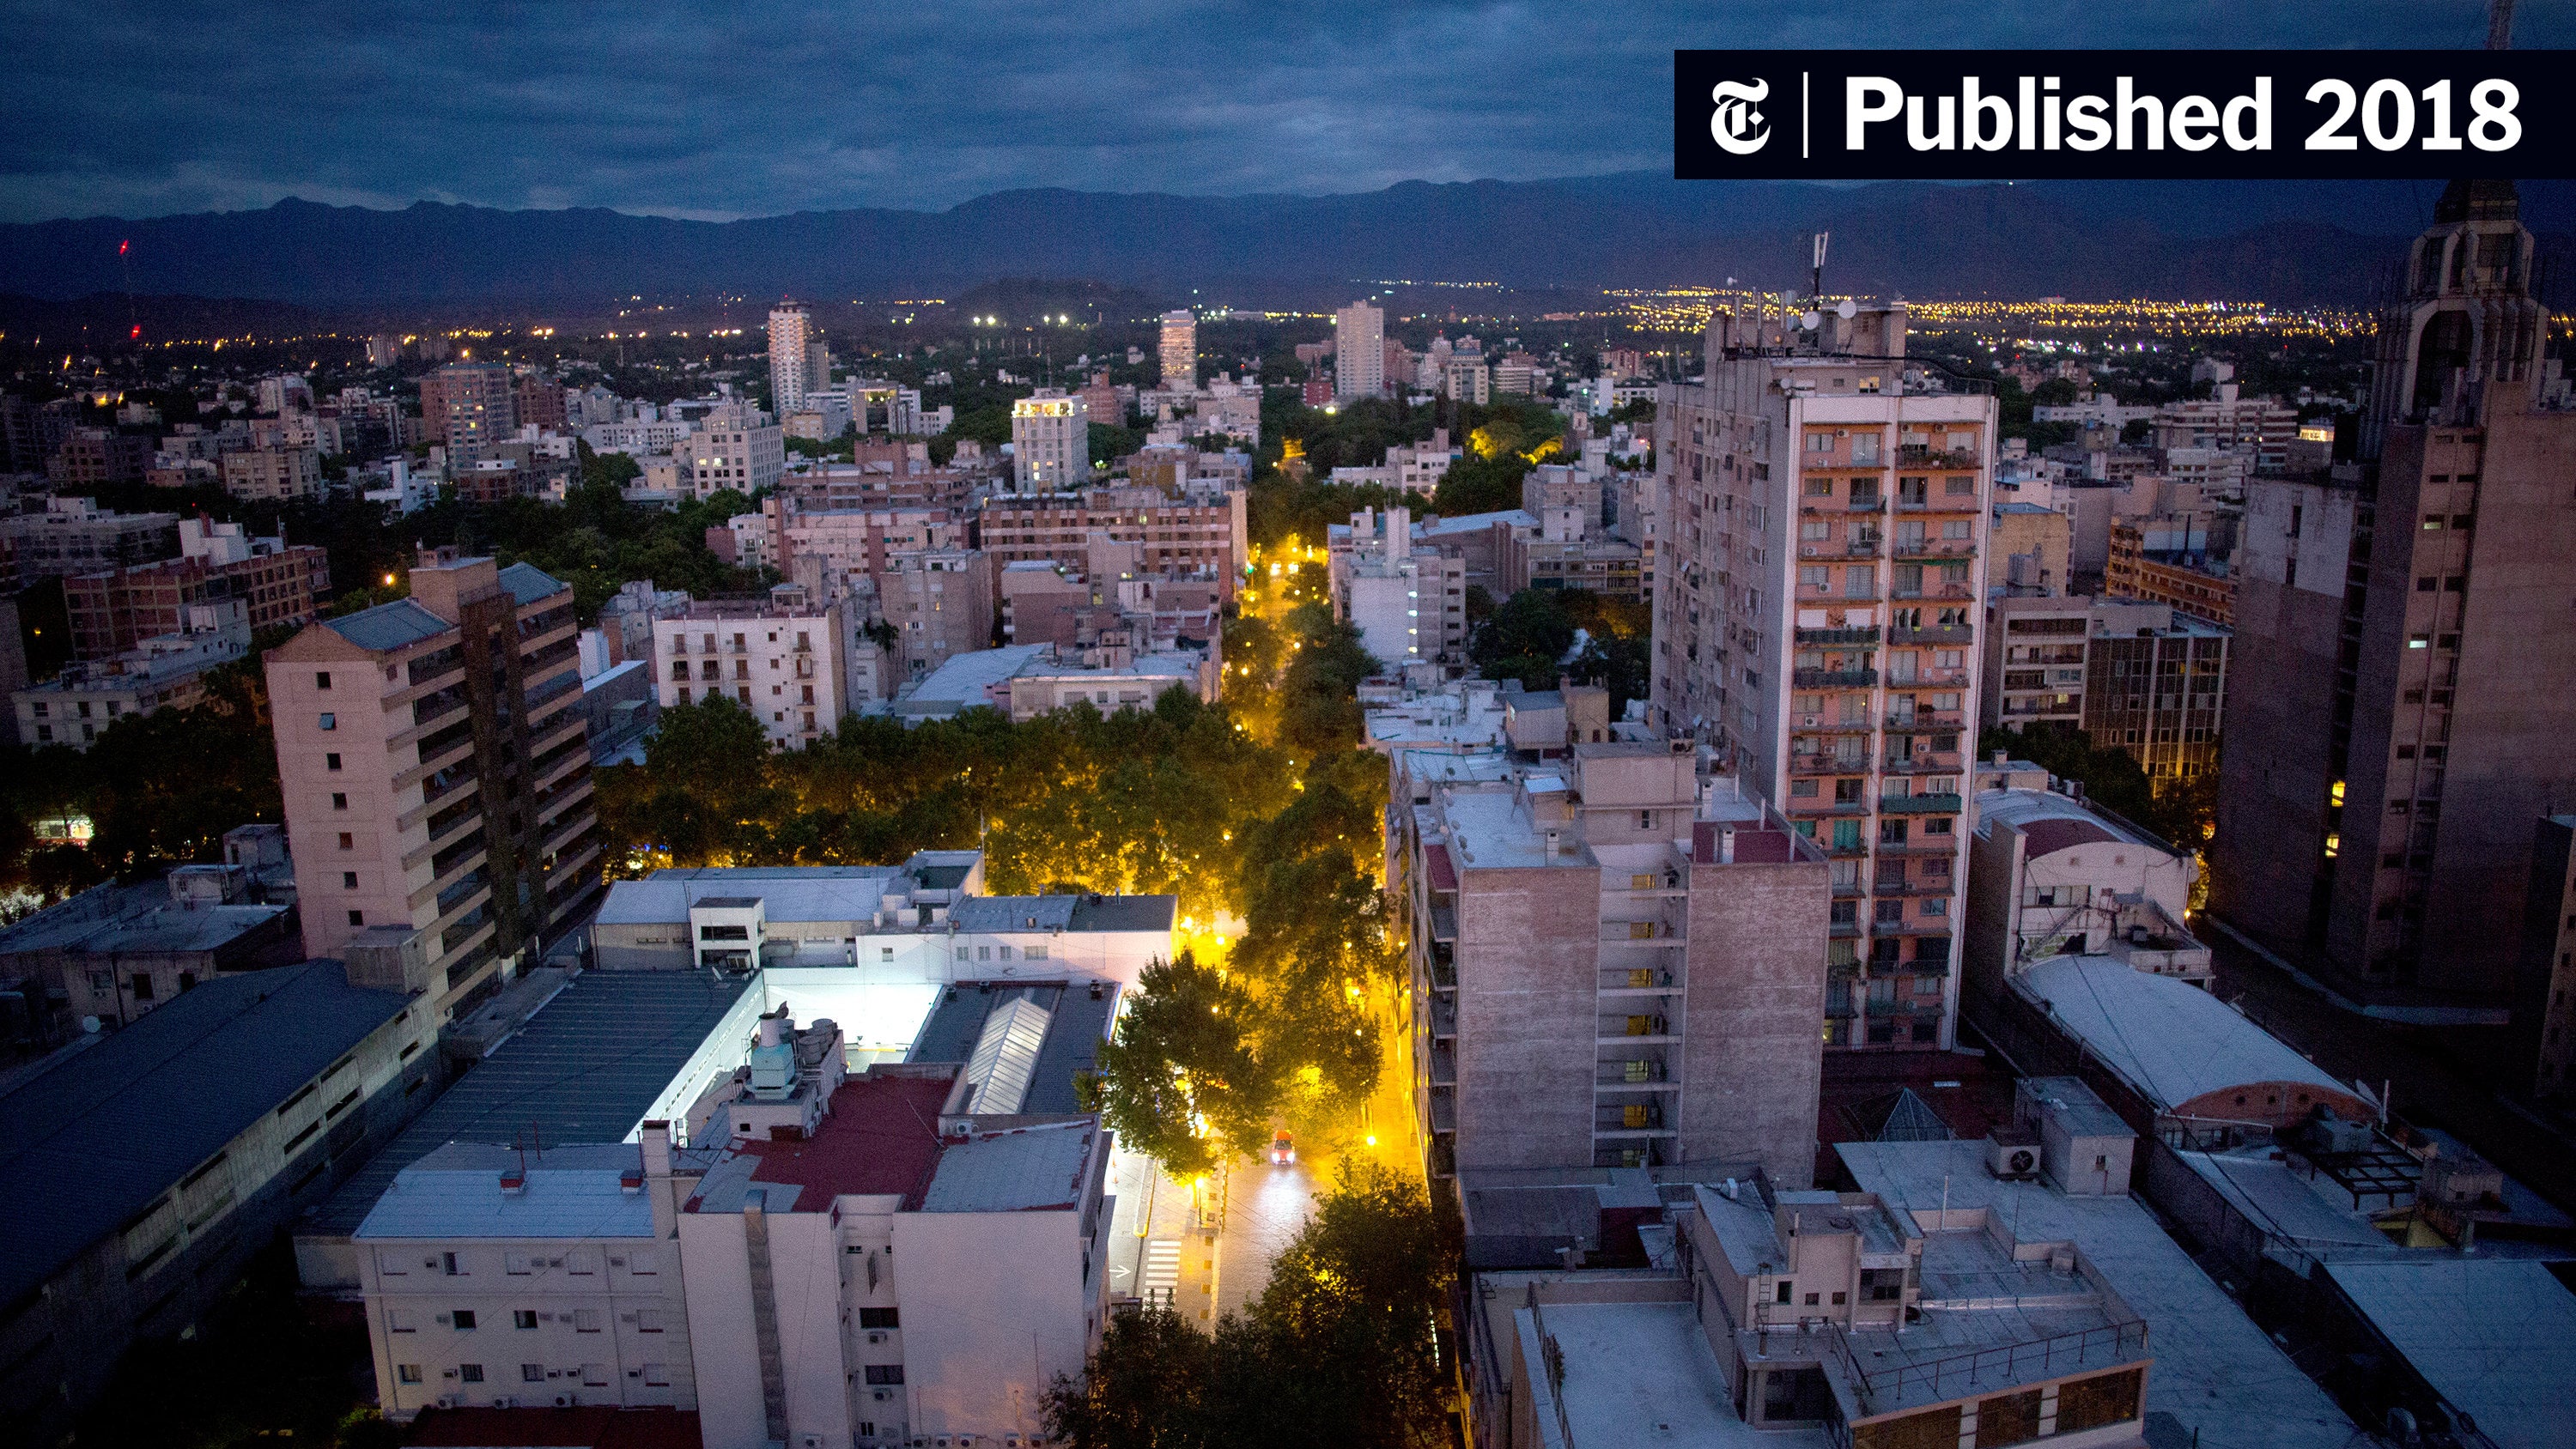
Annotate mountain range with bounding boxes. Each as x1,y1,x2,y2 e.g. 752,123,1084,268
3,175,2571,312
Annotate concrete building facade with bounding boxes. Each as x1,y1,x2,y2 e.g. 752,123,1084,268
1334,301,1385,401
1983,595,2230,791
1158,310,1195,391
2214,182,2576,1011
1650,304,1996,1051
1331,506,1468,669
1008,391,1088,492
265,549,601,1017
1393,743,1830,1185
650,586,852,748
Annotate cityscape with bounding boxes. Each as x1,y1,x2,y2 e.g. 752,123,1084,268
6,10,2576,1449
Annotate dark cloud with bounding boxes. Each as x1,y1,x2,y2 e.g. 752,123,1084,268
0,1,2555,221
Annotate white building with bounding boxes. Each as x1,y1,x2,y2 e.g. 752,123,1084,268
1158,310,1196,391
353,1139,707,1417
1331,506,1467,670
1010,391,1089,492
890,640,1219,724
650,585,851,749
683,403,783,500
14,600,250,749
678,1058,1114,1449
1334,301,1384,402
769,305,816,415
1964,765,2211,997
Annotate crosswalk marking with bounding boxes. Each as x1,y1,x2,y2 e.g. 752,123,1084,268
1142,1238,1182,1305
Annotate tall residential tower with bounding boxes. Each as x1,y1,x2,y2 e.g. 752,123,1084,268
1158,309,1197,391
1649,304,1996,1051
1334,301,1384,402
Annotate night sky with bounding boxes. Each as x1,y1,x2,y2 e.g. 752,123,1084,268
3,1,2563,222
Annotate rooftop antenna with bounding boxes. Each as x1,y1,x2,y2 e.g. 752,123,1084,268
2487,0,2515,50
1811,232,1830,302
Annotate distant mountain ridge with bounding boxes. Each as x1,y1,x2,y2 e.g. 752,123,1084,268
3,175,2569,308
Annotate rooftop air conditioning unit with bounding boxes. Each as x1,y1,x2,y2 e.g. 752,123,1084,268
1989,1133,2040,1181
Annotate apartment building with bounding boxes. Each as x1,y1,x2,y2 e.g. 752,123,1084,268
1158,309,1196,390
1983,595,2229,790
2150,385,2300,468
2105,518,2233,626
354,1137,707,1417
1009,390,1089,491
2215,181,2576,1011
65,517,329,660
15,600,250,748
682,403,783,500
222,444,324,502
1334,301,1384,400
650,585,852,748
1331,506,1467,669
419,362,518,464
0,496,179,587
769,303,817,414
1649,303,1996,1051
1391,742,1829,1185
47,427,154,487
870,550,993,682
974,488,1247,597
2518,817,2576,1099
771,504,965,585
265,548,601,1016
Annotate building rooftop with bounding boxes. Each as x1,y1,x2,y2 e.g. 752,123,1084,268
919,1120,1098,1212
497,561,568,606
1973,787,2164,855
1527,1298,1822,1449
908,981,1115,1116
0,961,413,1306
2012,955,2351,1114
687,1073,954,1212
355,1142,690,1241
2321,1258,2576,1449
894,644,1050,717
1838,1138,2356,1449
324,598,453,653
308,969,756,1235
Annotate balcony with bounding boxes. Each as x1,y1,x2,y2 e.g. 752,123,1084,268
1601,920,1686,946
1845,494,1886,512
1799,537,1882,561
1791,752,1865,776
1595,1104,1674,1135
1793,668,1878,689
1598,1058,1674,1087
1796,626,1880,646
1899,446,1981,469
1885,709,1965,731
1889,623,1973,646
1429,1089,1455,1134
1429,996,1455,1039
1892,538,1978,558
1879,793,1965,815
1429,1041,1456,1087
1601,965,1680,993
1881,754,1965,776
1599,1011,1674,1042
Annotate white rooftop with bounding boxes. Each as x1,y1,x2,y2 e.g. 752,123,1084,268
1839,1138,2356,1449
918,1121,1096,1213
1974,787,2166,851
2013,955,2351,1113
1527,1300,1826,1449
2321,1258,2576,1449
355,1143,665,1240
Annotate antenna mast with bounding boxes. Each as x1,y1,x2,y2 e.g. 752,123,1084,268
2486,0,2515,50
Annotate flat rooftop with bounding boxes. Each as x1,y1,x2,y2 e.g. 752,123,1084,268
2322,1258,2576,1449
1441,785,1577,870
685,1072,954,1213
908,980,1113,1115
1536,1299,1827,1449
920,1120,1098,1213
355,1142,714,1241
1838,1138,2356,1449
307,969,755,1236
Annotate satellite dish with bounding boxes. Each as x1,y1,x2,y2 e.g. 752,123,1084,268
81,1016,101,1034
1799,311,1823,331
1837,298,1858,320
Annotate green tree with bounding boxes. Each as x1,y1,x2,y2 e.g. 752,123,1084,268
1042,1307,1213,1449
1431,452,1526,518
1091,953,1283,1178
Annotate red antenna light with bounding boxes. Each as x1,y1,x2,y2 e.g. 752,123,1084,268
118,239,130,256
130,324,141,341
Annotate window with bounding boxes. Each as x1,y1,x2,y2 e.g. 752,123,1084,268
865,1366,906,1385
630,1248,658,1275
858,1307,900,1330
521,1363,546,1384
325,752,342,771
131,973,155,1001
1774,1282,1794,1304
635,1309,665,1333
348,909,365,927
574,1309,603,1332
338,832,355,851
459,1363,484,1384
332,791,349,810
397,1365,422,1385
452,1309,477,1330
514,1310,538,1329
315,671,332,690
319,713,336,731
582,1364,608,1386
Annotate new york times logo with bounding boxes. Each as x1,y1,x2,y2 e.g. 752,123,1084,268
1709,79,1771,155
